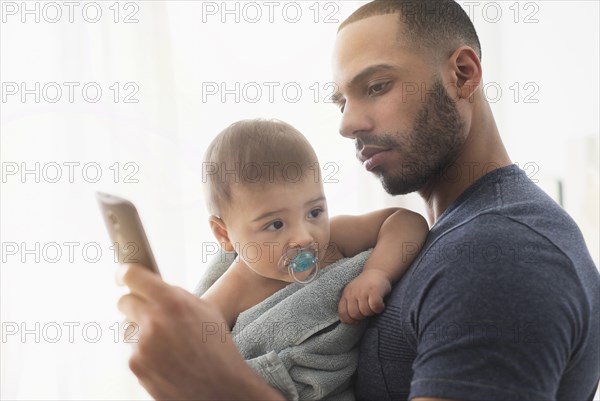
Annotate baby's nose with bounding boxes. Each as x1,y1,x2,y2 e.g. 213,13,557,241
289,227,314,249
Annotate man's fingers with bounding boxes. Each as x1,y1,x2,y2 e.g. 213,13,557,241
117,263,168,301
116,294,147,345
118,292,147,321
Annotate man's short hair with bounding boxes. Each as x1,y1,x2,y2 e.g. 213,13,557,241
339,0,482,61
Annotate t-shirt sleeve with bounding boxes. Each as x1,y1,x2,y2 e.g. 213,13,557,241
408,214,583,400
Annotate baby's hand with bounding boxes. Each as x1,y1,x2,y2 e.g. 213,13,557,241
338,270,392,324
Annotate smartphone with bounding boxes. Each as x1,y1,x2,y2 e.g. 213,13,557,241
96,192,161,276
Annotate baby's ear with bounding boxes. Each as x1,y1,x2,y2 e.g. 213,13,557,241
208,215,235,252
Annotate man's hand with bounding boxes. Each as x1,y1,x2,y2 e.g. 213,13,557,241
116,263,284,400
338,269,392,324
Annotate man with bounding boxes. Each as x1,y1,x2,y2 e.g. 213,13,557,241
118,1,600,400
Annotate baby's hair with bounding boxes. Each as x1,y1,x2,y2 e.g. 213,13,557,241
203,119,320,217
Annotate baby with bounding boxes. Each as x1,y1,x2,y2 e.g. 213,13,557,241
201,119,428,329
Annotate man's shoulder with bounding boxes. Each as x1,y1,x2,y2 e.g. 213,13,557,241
435,165,580,244
402,211,593,301
420,211,565,269
399,211,598,322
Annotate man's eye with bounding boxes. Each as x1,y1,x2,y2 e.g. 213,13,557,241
368,82,389,96
266,221,284,231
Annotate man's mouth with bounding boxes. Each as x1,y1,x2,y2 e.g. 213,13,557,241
358,147,392,171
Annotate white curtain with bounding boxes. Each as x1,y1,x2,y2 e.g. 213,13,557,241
1,1,598,399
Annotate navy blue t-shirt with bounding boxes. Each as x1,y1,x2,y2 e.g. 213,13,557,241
356,165,600,400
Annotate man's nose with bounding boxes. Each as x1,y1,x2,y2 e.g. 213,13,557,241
339,101,373,139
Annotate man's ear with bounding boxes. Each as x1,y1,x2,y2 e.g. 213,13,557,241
448,46,482,100
208,215,235,252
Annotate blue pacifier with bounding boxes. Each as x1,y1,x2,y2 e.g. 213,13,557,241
278,243,319,284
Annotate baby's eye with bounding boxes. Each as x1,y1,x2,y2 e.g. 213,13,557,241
266,220,284,231
308,208,323,219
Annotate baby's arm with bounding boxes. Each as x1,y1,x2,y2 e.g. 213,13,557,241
330,208,429,324
202,267,245,330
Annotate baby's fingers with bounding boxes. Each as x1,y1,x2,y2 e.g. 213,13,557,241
357,295,375,318
338,296,356,324
339,285,360,323
347,297,364,322
368,294,385,314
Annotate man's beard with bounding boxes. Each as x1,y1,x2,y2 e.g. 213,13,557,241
356,78,467,195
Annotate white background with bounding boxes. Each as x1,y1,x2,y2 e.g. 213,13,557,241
1,1,599,399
